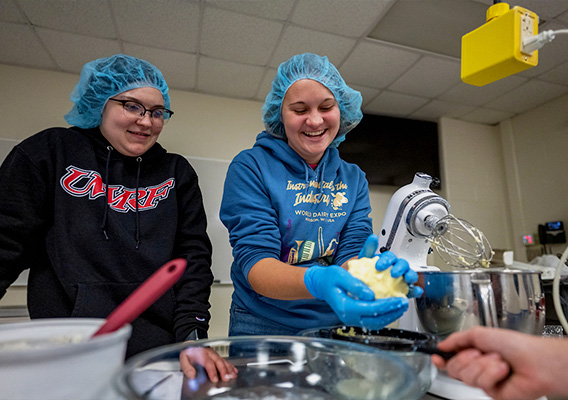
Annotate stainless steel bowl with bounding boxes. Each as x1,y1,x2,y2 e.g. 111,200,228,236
113,336,419,400
416,268,546,338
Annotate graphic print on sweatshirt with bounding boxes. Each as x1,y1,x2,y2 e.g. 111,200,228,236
60,166,174,212
283,178,349,264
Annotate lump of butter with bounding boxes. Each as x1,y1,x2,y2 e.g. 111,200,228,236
347,256,408,298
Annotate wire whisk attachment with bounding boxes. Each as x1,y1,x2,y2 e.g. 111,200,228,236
429,214,494,269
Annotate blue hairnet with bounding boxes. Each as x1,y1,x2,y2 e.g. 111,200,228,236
64,54,170,129
262,53,363,147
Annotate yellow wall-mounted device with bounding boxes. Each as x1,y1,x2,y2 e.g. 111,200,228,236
461,3,539,86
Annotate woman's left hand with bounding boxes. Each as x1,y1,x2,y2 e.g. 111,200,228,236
358,234,423,298
179,347,238,383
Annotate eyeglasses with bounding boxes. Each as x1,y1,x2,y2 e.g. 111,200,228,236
108,98,174,125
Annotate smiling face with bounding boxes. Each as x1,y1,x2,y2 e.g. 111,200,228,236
99,87,165,157
281,79,340,165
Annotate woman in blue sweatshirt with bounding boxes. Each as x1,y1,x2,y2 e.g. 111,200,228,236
220,53,421,336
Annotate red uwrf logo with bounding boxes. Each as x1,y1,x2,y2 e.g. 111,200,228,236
60,165,175,212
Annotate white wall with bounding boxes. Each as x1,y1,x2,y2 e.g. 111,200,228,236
438,118,513,251
500,95,568,259
1,64,567,336
0,64,263,159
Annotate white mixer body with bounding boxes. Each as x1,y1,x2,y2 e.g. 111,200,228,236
378,173,447,332
378,173,495,399
378,172,449,272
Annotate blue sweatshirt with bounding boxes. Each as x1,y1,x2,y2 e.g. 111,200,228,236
220,132,373,331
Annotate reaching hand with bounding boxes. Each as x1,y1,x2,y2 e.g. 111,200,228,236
304,264,408,330
358,234,423,298
432,326,568,400
179,347,238,383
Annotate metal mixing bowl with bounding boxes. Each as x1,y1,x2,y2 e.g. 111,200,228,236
301,326,437,399
416,269,546,338
113,336,419,400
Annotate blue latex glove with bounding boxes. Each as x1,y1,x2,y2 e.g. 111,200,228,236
304,265,409,330
358,234,424,298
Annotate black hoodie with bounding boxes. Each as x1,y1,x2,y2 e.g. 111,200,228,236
0,127,213,358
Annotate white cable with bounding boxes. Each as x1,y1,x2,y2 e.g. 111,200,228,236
522,29,568,54
552,244,568,335
523,30,555,53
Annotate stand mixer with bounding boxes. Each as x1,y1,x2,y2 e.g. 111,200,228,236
378,172,496,400
378,172,493,273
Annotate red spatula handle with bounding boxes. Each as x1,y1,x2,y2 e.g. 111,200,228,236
92,258,187,338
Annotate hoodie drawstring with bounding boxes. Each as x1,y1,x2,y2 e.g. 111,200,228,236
318,163,326,195
303,162,326,195
135,157,142,250
303,164,310,195
101,146,113,240
101,146,142,250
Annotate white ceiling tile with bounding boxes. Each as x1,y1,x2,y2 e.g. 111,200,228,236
363,90,429,117
17,0,114,38
486,80,568,113
468,0,492,6
470,0,568,19
0,23,56,69
201,7,283,65
0,0,27,23
0,0,566,127
197,57,265,99
36,28,121,72
460,108,515,125
439,74,528,106
557,9,568,25
512,0,568,19
339,40,421,89
269,26,356,68
368,0,488,58
537,61,568,86
205,0,294,20
291,0,394,38
122,44,197,92
254,67,277,102
349,84,382,107
389,56,461,98
112,0,200,53
411,99,476,121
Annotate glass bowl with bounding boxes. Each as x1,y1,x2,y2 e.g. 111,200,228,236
113,335,419,400
301,326,437,399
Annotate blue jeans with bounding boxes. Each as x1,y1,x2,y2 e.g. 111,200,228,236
228,303,301,336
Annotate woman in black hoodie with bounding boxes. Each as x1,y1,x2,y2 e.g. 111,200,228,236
0,54,217,362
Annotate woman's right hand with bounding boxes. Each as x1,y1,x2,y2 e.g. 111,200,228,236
358,234,423,298
304,264,408,330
